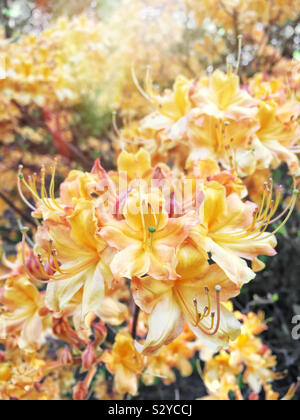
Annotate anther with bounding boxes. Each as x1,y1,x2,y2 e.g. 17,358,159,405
148,226,157,234
215,285,222,293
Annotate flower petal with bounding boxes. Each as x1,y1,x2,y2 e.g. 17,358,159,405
110,243,150,280
136,292,184,356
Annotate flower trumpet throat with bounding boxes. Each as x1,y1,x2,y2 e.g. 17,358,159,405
192,286,222,336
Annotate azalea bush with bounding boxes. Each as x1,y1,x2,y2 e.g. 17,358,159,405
0,0,299,401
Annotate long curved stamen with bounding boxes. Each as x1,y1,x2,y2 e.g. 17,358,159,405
112,111,121,136
40,166,54,210
262,189,298,239
17,166,37,212
36,241,98,282
49,159,64,211
211,177,296,244
192,286,222,337
18,162,64,213
131,65,153,103
194,286,222,336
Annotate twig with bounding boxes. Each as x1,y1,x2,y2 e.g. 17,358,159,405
131,304,140,340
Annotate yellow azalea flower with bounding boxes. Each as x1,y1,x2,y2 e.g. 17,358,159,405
100,188,198,281
0,276,49,351
190,70,258,121
200,375,243,401
190,181,277,285
188,158,247,198
146,75,192,122
59,170,101,206
229,311,284,394
132,245,241,355
242,348,282,394
140,75,193,143
201,350,242,399
101,332,144,396
142,325,197,385
34,199,114,320
187,112,268,177
255,101,300,176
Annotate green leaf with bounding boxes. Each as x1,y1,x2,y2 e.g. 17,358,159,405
293,51,300,61
272,293,279,303
2,5,20,18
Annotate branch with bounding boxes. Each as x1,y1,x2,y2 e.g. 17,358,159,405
131,304,140,340
0,190,36,227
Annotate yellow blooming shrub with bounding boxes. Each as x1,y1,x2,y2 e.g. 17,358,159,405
0,0,299,402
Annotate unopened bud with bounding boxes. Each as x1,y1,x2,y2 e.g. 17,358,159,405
82,343,97,371
60,346,73,366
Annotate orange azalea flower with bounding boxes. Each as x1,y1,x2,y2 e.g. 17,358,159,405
132,244,241,355
34,199,114,320
100,188,198,281
190,181,277,285
0,276,50,351
102,332,144,396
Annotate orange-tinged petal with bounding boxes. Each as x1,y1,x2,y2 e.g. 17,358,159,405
109,243,150,281
202,182,227,231
148,244,178,280
176,241,208,279
67,199,105,253
100,222,141,250
19,312,43,351
132,276,173,314
226,232,277,260
136,292,184,356
45,264,94,312
154,212,199,247
204,237,256,285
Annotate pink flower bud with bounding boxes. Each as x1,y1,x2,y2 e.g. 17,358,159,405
82,343,96,370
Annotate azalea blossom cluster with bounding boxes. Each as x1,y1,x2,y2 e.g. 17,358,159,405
117,66,300,190
200,307,299,400
0,136,297,399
